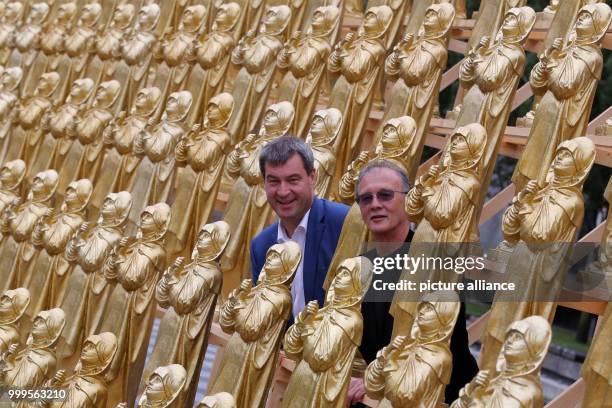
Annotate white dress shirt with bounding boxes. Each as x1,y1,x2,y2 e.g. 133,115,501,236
277,210,310,318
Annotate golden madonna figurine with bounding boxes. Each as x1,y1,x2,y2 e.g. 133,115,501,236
481,137,596,371
44,332,118,408
0,2,24,66
0,288,30,353
130,364,186,408
0,67,24,160
37,2,76,71
513,3,611,191
0,169,58,293
0,160,26,214
197,392,236,408
142,221,231,407
63,2,102,84
98,202,171,408
451,315,551,408
59,192,132,364
364,291,460,408
208,241,301,407
306,107,343,199
168,93,233,257
277,5,339,138
11,2,50,75
327,5,392,185
228,5,291,145
282,257,372,408
220,101,295,297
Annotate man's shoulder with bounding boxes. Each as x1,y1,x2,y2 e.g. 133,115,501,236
252,222,278,250
316,198,350,225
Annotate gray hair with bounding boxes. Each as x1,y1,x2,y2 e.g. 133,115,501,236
259,136,315,177
355,160,411,199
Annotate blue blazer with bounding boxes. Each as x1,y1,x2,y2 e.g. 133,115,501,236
250,197,349,307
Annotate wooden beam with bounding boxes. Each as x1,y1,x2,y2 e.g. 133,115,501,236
544,378,584,408
479,184,515,224
468,312,490,345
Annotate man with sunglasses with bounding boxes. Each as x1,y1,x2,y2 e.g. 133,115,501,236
347,160,478,406
250,136,349,319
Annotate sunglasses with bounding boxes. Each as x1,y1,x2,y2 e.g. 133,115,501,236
355,189,408,206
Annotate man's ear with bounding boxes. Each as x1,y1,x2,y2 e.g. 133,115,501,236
309,168,317,184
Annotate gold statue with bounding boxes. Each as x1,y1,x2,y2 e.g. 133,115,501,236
481,137,596,371
120,3,161,108
277,5,339,138
24,179,92,320
131,364,186,408
0,169,59,293
306,108,343,199
188,2,240,125
130,90,192,215
6,72,61,174
391,124,487,336
454,6,535,203
59,192,132,364
229,5,291,145
0,288,30,353
582,303,612,407
208,241,301,407
11,2,50,76
220,101,295,297
282,257,371,408
197,392,236,408
513,3,611,191
0,2,24,66
364,292,460,407
141,221,231,407
98,202,170,408
328,5,392,187
376,3,455,180
38,2,76,69
168,93,233,257
0,308,65,390
368,0,412,49
452,315,551,408
0,67,24,160
44,332,118,408
63,2,103,84
0,160,26,214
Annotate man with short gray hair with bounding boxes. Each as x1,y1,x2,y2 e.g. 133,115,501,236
251,136,349,318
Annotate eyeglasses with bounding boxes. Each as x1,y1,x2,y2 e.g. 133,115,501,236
355,189,408,206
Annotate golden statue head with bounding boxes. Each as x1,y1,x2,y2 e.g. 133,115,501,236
136,3,160,32
94,80,121,109
361,5,393,38
447,123,486,172
55,1,76,25
411,291,460,343
0,159,26,191
141,364,187,408
1,67,23,92
206,93,234,129
573,3,612,44
62,179,93,213
78,332,117,376
29,307,65,348
497,315,551,375
328,256,372,307
35,71,61,97
100,191,133,227
4,2,24,24
0,288,30,325
499,7,536,44
378,116,417,158
194,221,231,262
133,86,162,116
422,3,455,38
164,91,192,122
111,3,135,29
28,2,50,24
309,5,340,37
68,77,95,105
198,392,236,408
139,202,171,242
549,136,596,188
28,169,59,202
79,2,102,27
261,5,291,36
180,5,207,33
308,108,342,147
213,2,240,32
262,101,295,138
261,241,301,285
